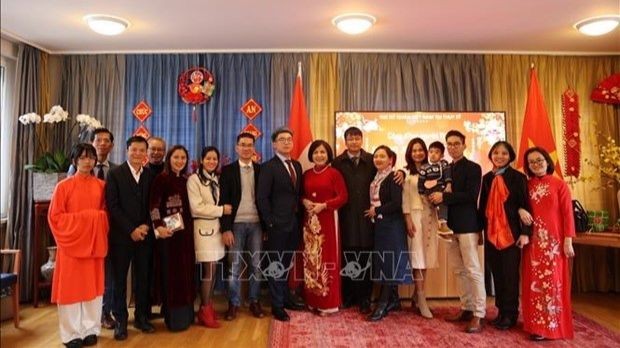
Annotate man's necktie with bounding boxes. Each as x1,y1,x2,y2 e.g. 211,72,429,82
285,160,296,187
352,156,359,167
97,164,105,180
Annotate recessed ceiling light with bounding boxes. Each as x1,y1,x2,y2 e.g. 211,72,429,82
332,13,376,35
574,15,620,36
84,14,130,36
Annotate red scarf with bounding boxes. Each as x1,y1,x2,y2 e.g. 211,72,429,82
485,175,514,250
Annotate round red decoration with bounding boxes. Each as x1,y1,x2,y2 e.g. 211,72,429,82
178,67,215,105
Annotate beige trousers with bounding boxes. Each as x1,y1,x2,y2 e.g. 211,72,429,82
447,233,486,318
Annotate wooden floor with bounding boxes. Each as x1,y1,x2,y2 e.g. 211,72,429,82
1,293,618,347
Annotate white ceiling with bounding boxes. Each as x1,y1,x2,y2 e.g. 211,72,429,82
1,0,619,54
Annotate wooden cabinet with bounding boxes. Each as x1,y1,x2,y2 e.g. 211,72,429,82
399,242,485,298
32,200,53,307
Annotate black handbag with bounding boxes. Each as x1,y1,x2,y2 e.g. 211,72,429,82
573,200,589,232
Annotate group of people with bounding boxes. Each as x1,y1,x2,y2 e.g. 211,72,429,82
47,125,576,348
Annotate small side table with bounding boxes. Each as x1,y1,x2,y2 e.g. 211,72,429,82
32,200,52,307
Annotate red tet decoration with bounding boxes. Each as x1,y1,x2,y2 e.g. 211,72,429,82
133,124,151,139
241,98,262,120
591,73,620,105
132,100,153,123
178,67,215,105
242,123,262,139
562,89,581,178
251,151,262,163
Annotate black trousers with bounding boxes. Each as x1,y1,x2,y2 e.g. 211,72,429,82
109,240,153,323
485,242,521,319
341,246,373,304
102,254,115,314
264,220,300,309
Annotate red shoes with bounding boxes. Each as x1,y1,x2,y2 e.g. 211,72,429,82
197,303,221,328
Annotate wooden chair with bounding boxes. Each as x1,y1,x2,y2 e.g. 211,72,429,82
1,249,21,328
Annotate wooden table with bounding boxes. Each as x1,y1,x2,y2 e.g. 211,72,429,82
573,232,620,249
572,231,620,293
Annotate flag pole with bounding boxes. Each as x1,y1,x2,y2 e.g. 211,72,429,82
297,61,302,79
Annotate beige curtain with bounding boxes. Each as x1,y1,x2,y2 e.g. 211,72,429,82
308,53,339,146
486,54,619,219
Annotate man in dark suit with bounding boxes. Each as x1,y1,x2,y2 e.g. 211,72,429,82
257,127,304,321
429,130,486,333
68,128,118,329
331,127,376,314
105,136,155,340
219,132,265,321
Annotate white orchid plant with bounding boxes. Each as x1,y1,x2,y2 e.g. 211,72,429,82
19,105,103,172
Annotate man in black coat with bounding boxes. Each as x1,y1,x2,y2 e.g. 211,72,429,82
257,127,304,321
105,136,155,340
430,130,486,333
331,127,376,314
219,132,265,320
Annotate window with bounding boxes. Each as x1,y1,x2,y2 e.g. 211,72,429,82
1,39,18,219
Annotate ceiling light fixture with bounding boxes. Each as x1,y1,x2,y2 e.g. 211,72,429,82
84,14,130,36
574,15,620,36
332,13,376,35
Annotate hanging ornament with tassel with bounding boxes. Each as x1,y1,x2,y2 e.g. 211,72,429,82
561,88,581,178
178,67,216,122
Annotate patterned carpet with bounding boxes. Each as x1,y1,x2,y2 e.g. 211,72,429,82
269,306,620,347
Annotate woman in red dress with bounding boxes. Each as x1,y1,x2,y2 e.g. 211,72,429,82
302,140,348,315
520,147,575,341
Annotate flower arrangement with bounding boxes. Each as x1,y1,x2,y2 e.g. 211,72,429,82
586,135,620,187
19,105,103,172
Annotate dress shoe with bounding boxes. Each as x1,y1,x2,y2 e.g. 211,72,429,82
359,299,372,315
386,297,401,312
494,316,516,330
368,302,389,322
342,297,356,309
284,299,305,311
490,314,503,326
133,319,156,333
271,307,290,322
114,323,128,341
225,302,239,321
529,334,546,341
465,317,483,333
82,335,97,346
101,312,116,329
445,310,473,322
249,301,265,318
64,338,83,348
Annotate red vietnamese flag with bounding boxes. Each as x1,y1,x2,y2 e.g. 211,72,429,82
516,67,563,178
288,62,314,172
288,62,313,291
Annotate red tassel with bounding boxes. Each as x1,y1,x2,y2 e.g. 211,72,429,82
562,89,581,178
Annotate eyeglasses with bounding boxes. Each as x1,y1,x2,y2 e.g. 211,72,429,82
237,143,254,148
446,142,463,147
528,158,546,165
276,138,293,144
